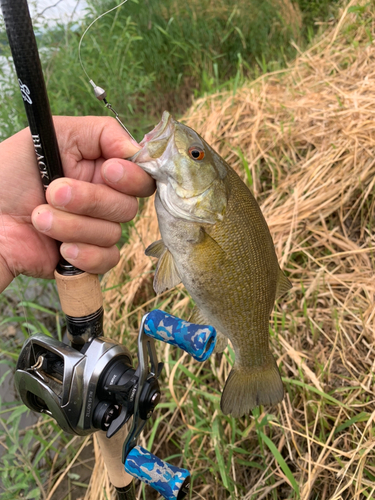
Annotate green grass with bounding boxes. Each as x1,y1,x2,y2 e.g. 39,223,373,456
0,0,339,140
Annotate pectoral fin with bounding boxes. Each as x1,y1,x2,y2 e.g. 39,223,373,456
189,305,228,353
199,229,226,259
145,239,166,259
153,248,181,294
276,268,292,299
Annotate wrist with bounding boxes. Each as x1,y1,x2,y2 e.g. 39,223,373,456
0,256,15,293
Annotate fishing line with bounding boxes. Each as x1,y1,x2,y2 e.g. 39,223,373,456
78,0,136,141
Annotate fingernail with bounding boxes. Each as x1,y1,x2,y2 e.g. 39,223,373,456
33,210,53,232
53,183,72,207
130,138,140,148
104,162,124,183
61,243,79,260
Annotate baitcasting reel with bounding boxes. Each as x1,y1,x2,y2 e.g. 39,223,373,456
15,309,217,500
15,331,161,437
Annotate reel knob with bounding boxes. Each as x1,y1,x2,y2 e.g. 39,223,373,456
144,310,216,361
124,446,190,500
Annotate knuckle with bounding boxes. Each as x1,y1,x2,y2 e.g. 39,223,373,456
110,246,121,267
107,194,138,223
90,189,102,215
104,246,121,272
117,196,138,222
80,245,120,274
101,222,122,246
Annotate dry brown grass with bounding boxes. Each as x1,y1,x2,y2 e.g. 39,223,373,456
85,1,375,499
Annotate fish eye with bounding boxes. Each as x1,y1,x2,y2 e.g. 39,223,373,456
188,146,205,161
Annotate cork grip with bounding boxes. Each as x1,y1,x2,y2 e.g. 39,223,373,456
54,271,103,317
96,428,133,488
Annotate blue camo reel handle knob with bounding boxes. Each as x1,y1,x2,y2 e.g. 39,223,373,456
125,446,190,500
144,309,217,361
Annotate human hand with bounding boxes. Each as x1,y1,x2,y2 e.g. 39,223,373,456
0,116,155,292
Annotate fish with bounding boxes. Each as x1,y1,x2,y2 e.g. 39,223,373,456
131,111,291,418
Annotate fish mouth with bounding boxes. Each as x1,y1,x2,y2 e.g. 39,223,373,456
139,111,173,146
130,111,175,166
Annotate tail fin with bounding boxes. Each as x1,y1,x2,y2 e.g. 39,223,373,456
220,355,284,418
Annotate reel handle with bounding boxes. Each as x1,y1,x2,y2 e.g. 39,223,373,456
124,446,190,500
144,310,216,361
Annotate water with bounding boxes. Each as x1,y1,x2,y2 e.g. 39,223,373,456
28,0,88,25
0,0,88,31
0,0,89,82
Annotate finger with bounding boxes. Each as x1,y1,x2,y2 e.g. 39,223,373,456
53,116,141,166
47,178,139,222
101,159,155,197
32,205,122,247
60,242,120,275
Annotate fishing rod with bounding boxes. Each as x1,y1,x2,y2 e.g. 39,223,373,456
0,1,217,498
0,0,132,496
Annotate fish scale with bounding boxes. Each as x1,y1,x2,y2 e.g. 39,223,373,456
131,111,292,418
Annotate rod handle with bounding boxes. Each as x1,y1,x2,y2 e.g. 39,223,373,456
96,430,133,489
54,267,103,343
54,270,102,317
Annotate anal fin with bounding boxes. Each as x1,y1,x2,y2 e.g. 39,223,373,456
276,268,292,299
189,305,208,325
189,305,228,353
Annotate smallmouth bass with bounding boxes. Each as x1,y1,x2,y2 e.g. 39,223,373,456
131,112,291,418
